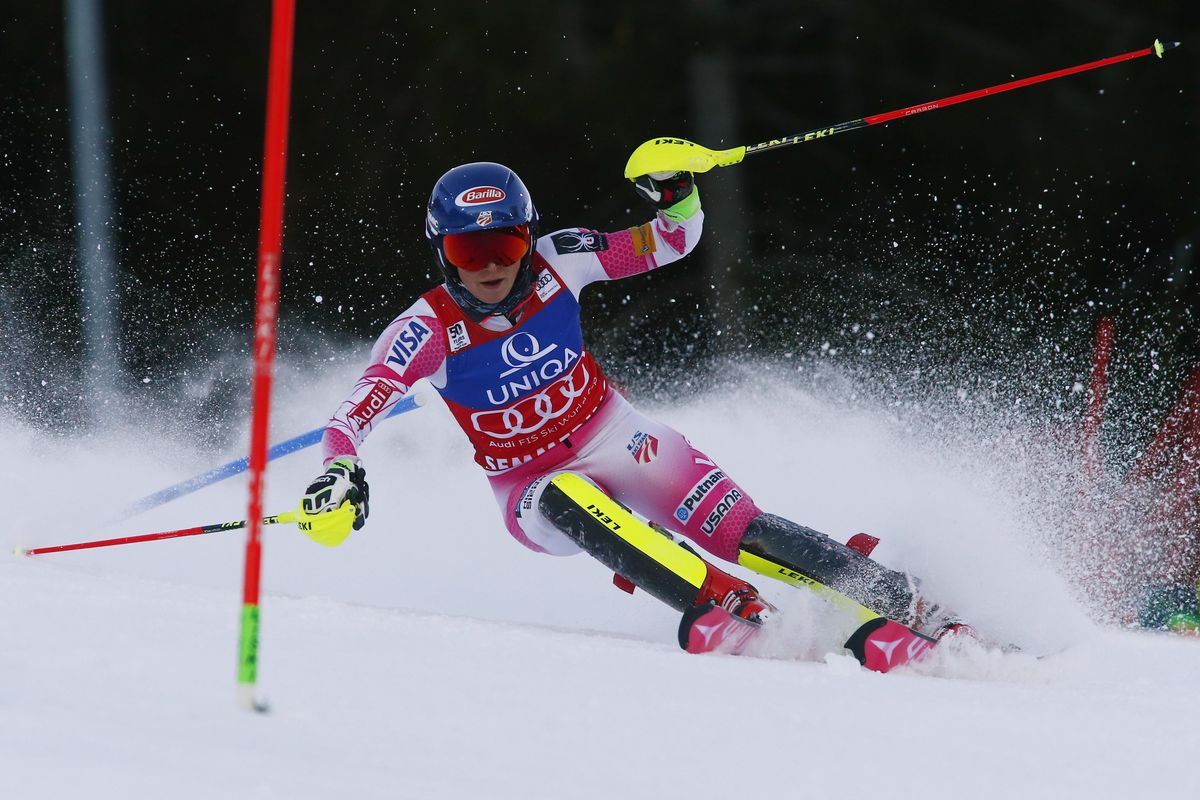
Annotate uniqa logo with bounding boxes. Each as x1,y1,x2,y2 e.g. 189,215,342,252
499,332,557,378
455,186,506,206
487,333,578,406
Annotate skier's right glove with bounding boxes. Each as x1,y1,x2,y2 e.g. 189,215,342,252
302,457,370,532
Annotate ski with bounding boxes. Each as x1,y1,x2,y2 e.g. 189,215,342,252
738,547,939,672
843,617,936,672
679,601,764,655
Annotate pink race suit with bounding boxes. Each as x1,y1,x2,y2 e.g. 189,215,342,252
322,196,762,562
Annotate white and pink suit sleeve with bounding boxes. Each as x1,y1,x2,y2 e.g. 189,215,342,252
321,297,447,465
533,203,704,296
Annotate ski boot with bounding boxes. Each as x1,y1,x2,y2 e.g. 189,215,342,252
908,594,979,642
679,560,775,655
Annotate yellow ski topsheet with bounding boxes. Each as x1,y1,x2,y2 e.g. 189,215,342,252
737,549,881,624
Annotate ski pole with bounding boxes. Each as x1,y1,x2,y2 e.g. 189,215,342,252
625,38,1181,178
16,511,301,557
118,391,425,519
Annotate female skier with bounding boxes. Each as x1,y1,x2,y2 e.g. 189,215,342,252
300,161,966,669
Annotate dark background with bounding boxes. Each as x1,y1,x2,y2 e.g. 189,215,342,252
2,1,1197,439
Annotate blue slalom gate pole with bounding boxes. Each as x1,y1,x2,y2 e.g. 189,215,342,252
120,393,424,519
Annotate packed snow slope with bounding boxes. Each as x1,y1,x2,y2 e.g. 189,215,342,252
5,365,1199,799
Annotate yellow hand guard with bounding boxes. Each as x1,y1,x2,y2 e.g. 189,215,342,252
295,499,358,547
624,137,745,180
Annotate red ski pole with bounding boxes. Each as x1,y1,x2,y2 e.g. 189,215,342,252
16,511,300,557
625,39,1181,177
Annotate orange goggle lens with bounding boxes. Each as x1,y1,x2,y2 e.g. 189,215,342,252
442,225,530,271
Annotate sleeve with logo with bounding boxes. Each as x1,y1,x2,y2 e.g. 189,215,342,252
322,298,447,464
535,197,704,297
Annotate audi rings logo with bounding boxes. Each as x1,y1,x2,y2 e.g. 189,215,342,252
499,332,557,377
471,362,591,439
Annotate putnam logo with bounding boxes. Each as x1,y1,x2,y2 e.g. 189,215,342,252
385,319,432,369
349,381,397,428
455,186,506,206
673,469,728,522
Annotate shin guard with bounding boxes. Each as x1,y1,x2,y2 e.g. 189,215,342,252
738,513,919,623
539,473,707,611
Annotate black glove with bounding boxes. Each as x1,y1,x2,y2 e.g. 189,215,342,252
302,457,370,531
633,170,695,210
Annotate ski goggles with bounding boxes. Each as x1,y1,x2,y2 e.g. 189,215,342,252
442,224,531,272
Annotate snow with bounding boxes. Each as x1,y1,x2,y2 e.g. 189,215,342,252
5,372,1200,799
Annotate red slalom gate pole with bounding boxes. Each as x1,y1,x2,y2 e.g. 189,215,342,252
238,0,295,713
1129,367,1200,484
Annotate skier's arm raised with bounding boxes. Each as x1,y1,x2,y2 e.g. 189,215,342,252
535,170,702,295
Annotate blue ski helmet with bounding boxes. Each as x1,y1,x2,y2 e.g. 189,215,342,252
425,162,540,317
